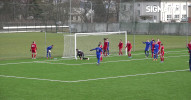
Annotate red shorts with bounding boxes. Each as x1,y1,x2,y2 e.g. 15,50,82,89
119,48,122,51
103,47,107,50
32,50,36,53
128,49,131,52
152,49,154,53
161,52,164,56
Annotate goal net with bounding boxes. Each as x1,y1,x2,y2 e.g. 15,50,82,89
62,31,127,59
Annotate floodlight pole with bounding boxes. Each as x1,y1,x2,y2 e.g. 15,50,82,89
186,0,189,45
45,31,47,58
133,0,135,52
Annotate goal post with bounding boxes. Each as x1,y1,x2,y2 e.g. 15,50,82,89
62,31,127,59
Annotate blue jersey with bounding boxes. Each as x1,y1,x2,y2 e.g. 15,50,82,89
154,44,159,53
91,47,102,55
47,46,53,50
107,41,109,49
143,42,150,51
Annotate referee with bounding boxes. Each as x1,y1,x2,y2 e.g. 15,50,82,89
76,49,89,60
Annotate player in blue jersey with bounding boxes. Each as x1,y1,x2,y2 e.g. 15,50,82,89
150,38,154,57
90,44,103,65
142,39,150,58
107,38,110,56
47,45,53,59
153,42,159,61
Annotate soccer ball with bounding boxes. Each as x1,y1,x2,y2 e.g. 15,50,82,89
49,50,51,53
88,58,89,60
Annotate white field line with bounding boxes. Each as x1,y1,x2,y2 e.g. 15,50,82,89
0,50,189,66
28,55,189,66
0,54,189,66
0,69,189,83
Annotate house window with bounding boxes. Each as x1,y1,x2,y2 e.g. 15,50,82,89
182,15,187,18
167,15,172,19
154,16,157,20
174,15,179,19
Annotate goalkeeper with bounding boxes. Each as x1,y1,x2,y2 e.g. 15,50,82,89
76,49,89,60
47,45,53,59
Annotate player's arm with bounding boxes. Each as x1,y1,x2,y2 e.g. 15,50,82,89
142,41,146,44
90,48,96,51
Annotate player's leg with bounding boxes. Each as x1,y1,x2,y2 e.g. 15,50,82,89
34,50,37,59
147,51,149,57
144,50,146,57
97,54,100,64
153,52,157,61
100,52,102,61
107,48,109,55
121,49,123,55
49,52,51,58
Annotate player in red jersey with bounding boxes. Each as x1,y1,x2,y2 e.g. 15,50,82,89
30,41,37,59
187,41,191,71
160,44,164,62
151,40,155,58
99,42,103,61
103,38,108,56
157,38,161,53
118,39,123,55
125,40,132,58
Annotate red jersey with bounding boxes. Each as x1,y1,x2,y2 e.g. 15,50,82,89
161,46,164,53
31,43,37,50
118,42,123,49
126,43,132,50
152,43,155,51
158,41,161,49
103,42,108,50
188,43,191,53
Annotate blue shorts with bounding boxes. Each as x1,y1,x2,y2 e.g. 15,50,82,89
97,54,101,59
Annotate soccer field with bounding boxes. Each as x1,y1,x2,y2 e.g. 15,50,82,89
0,48,190,100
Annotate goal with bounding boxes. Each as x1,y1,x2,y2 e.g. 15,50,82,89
62,31,127,59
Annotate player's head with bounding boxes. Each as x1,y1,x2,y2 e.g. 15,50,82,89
152,40,155,42
158,38,160,41
51,45,54,47
76,49,78,51
98,44,100,47
120,39,122,42
99,42,101,44
161,44,163,46
152,38,154,40
189,41,191,44
127,40,130,43
147,39,149,42
33,41,35,44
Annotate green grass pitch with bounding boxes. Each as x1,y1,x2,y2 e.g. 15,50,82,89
0,32,191,100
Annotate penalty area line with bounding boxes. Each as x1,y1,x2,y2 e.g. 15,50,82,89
0,69,189,83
